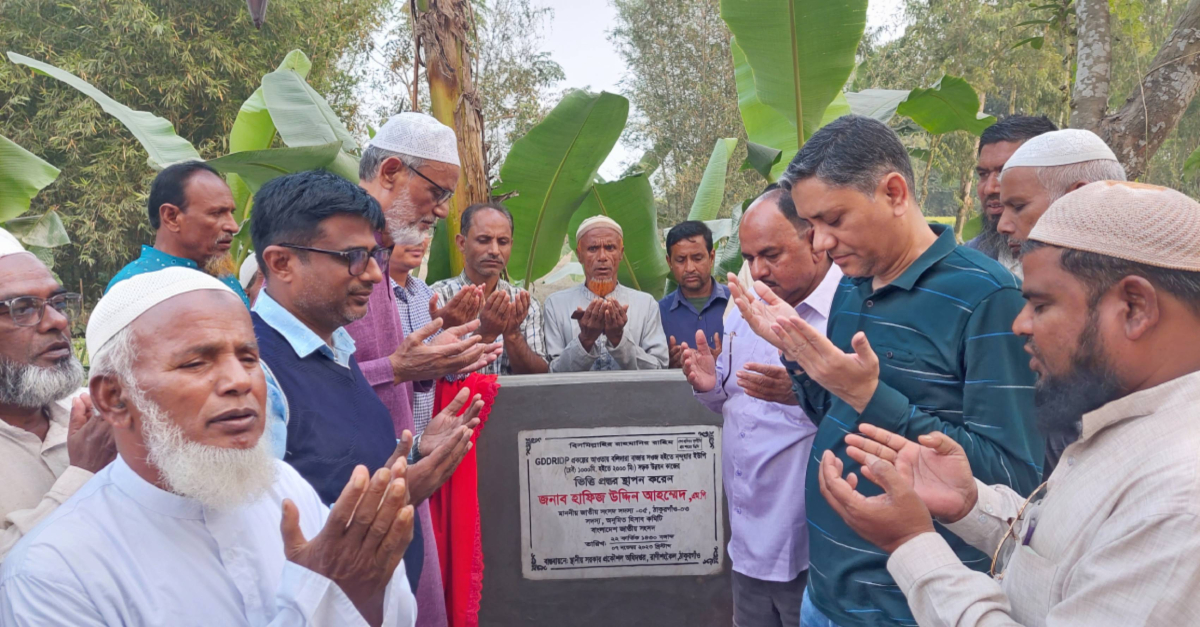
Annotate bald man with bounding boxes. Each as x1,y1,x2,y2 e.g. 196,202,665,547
543,216,669,371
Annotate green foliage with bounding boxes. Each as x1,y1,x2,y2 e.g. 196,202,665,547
0,134,59,222
730,37,797,181
896,76,996,137
688,138,739,221
741,141,783,180
567,174,671,298
1,0,388,303
714,199,750,277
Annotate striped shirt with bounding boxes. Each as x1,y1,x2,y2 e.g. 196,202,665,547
788,225,1043,626
391,276,437,436
429,271,547,376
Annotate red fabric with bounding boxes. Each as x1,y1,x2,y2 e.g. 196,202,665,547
428,374,499,627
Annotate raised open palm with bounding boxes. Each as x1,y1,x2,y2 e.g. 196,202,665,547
844,424,978,522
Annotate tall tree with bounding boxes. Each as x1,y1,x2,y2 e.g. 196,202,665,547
1,0,389,299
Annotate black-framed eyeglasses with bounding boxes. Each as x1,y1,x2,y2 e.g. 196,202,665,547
278,244,393,276
0,293,83,327
404,162,455,206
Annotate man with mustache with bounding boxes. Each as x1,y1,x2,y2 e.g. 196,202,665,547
0,266,421,626
659,220,727,369
107,161,249,306
730,115,1042,627
0,229,115,561
431,202,549,375
966,116,1058,278
544,216,669,371
819,181,1200,626
682,187,840,627
352,113,500,627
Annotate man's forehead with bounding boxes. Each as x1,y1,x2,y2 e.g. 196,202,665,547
581,228,622,244
185,170,234,205
978,140,1025,169
1000,166,1042,193
470,210,512,236
130,291,253,347
0,254,59,299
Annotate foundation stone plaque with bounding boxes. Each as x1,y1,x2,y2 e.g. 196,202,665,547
518,425,724,580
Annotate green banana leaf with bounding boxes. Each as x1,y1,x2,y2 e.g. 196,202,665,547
495,89,628,283
741,141,783,181
715,199,751,277
896,75,996,137
846,89,911,124
687,138,739,221
731,38,795,181
960,214,983,241
261,64,357,153
0,134,60,222
1184,145,1200,175
6,211,69,248
426,219,454,284
567,173,670,298
7,52,201,169
721,0,868,147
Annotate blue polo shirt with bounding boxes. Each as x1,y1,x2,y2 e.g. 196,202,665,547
107,245,250,307
657,280,730,348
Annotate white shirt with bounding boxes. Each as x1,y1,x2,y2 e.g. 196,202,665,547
543,283,669,372
0,456,416,627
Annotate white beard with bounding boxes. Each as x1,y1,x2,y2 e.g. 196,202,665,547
0,355,84,409
385,188,430,247
134,387,277,511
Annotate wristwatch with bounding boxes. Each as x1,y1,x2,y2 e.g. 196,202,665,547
408,433,425,465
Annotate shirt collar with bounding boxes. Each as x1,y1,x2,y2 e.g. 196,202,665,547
1079,369,1200,441
882,224,959,291
798,264,843,320
110,455,204,519
253,290,356,368
669,280,730,312
140,244,198,269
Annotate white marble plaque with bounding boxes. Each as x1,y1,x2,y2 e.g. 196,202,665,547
518,425,724,580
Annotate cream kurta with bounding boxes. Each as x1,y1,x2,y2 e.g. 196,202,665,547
887,370,1200,626
0,394,92,560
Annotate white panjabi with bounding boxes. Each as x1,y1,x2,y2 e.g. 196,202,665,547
367,111,461,167
1029,180,1200,272
86,266,235,361
576,215,623,242
0,227,28,258
239,254,259,290
1002,129,1118,171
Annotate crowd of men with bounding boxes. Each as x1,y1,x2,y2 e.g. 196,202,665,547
1,107,1198,627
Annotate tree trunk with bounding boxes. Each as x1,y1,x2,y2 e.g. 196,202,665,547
1090,0,1200,180
1071,0,1111,130
414,0,488,275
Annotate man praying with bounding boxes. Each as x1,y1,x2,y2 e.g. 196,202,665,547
544,216,669,371
0,267,418,626
659,220,728,369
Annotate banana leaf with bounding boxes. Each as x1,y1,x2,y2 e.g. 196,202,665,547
6,211,69,248
715,199,751,277
846,89,911,124
731,38,795,180
721,0,868,147
0,134,60,222
426,219,454,284
7,52,201,169
896,75,996,137
741,141,783,181
495,89,628,283
261,63,357,153
688,138,739,221
567,172,670,298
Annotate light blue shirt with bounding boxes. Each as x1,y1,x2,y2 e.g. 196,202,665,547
254,290,358,459
106,245,250,308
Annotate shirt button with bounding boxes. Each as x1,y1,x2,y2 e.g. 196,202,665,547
736,507,743,515
739,432,746,439
866,300,874,308
736,469,743,477
1067,456,1076,466
886,351,894,359
984,504,993,514
978,513,987,523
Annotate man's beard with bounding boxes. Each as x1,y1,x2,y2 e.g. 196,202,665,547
204,253,237,279
974,205,1013,263
132,383,276,511
1031,315,1124,442
385,188,432,247
0,354,84,409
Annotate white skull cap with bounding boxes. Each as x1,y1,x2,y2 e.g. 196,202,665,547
239,255,259,290
87,267,237,360
0,227,28,258
1029,181,1200,272
366,112,461,167
1002,129,1118,171
576,216,623,242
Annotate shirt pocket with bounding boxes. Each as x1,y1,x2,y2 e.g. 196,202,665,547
875,345,918,367
1004,544,1060,624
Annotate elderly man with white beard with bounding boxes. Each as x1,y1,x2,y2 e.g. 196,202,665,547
0,229,115,560
0,267,421,626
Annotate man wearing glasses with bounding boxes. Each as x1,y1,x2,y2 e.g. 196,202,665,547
0,228,115,560
820,182,1200,625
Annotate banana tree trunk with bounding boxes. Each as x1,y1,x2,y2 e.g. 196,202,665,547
414,0,488,276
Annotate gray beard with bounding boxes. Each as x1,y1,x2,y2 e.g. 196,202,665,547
131,383,277,511
385,188,430,247
0,355,84,409
974,211,1012,261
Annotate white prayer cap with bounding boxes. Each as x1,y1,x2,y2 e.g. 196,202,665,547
1002,129,1118,171
366,112,460,167
239,255,259,290
87,267,236,360
576,216,623,242
0,227,28,258
1029,181,1200,272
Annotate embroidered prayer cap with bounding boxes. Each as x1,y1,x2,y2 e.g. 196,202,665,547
239,255,259,290
87,267,236,360
576,216,623,242
1002,129,1118,171
1029,181,1200,272
0,227,29,258
366,112,460,167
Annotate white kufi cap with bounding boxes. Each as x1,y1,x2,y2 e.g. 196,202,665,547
1002,129,1119,171
87,267,237,360
576,216,623,242
0,227,28,258
366,112,460,167
239,255,260,290
1029,181,1200,272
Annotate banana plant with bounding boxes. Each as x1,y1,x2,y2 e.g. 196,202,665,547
566,173,670,298
0,134,70,267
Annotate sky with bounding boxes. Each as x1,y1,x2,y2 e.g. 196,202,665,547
536,0,907,179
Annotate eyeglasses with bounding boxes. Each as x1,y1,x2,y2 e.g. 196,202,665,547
278,244,393,276
990,480,1049,580
0,293,83,327
404,162,455,206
